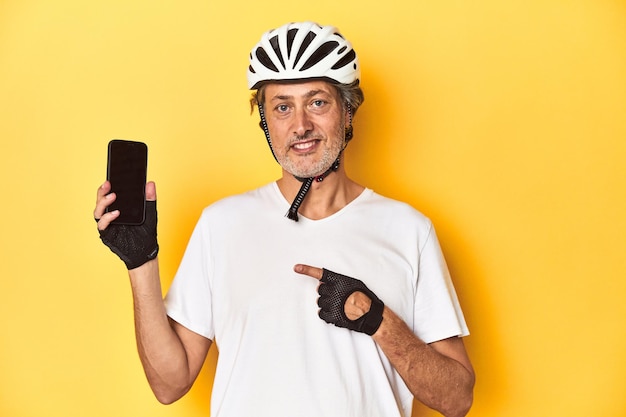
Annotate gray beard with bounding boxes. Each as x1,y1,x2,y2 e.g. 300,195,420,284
278,144,342,178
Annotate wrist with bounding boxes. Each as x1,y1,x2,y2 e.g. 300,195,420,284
129,256,159,279
128,257,161,294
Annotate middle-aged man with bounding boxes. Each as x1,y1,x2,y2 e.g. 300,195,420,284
95,21,475,417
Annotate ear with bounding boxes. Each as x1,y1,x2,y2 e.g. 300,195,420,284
345,125,354,141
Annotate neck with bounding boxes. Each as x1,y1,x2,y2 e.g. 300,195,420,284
277,167,364,220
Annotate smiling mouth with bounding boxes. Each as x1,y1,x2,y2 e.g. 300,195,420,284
291,139,320,152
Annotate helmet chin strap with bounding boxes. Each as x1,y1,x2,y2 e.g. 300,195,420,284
286,156,341,221
258,104,278,163
258,103,353,222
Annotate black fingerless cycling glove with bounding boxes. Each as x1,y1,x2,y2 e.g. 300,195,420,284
318,268,385,336
98,200,159,270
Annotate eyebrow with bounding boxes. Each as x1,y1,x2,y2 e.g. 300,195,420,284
270,89,332,102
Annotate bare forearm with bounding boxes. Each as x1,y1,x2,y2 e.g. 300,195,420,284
373,307,475,417
128,259,194,403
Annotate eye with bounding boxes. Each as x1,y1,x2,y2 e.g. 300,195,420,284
308,99,330,112
275,104,290,113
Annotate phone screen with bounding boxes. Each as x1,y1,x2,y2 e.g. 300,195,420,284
106,139,148,225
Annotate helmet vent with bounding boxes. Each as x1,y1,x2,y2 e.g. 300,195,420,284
269,35,286,69
331,49,356,70
255,47,279,73
293,32,317,67
302,41,339,71
286,28,298,58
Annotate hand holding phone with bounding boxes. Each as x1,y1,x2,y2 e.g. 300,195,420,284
106,139,148,225
98,139,159,269
98,199,159,269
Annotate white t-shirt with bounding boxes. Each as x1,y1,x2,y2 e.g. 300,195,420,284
165,182,468,417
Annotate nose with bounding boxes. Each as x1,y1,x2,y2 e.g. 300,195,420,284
293,107,314,137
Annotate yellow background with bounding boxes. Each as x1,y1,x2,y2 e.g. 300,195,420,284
1,0,625,416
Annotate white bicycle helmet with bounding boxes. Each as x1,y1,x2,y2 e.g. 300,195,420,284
247,21,360,89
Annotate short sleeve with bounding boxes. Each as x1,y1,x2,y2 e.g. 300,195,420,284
164,212,214,340
413,223,469,343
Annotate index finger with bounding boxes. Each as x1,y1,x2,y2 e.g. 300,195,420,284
293,264,324,280
94,181,114,221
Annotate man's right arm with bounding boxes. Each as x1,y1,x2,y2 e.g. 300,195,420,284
128,258,212,404
95,181,211,404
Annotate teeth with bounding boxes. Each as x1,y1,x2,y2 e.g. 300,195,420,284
293,142,314,150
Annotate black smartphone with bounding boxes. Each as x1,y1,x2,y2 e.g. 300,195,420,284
105,139,148,225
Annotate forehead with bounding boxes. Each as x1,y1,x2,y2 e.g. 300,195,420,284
264,80,339,101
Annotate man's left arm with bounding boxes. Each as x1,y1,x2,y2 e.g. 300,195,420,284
370,300,474,417
295,264,475,417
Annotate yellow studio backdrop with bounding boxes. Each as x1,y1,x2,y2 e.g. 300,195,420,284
1,0,625,416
